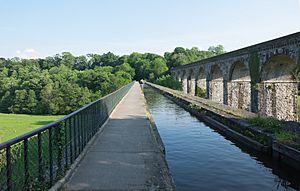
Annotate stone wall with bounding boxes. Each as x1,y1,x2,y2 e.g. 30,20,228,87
210,80,224,104
259,82,298,121
182,78,188,94
170,32,300,121
228,81,251,111
189,78,196,95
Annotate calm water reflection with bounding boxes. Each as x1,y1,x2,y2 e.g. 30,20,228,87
143,86,300,191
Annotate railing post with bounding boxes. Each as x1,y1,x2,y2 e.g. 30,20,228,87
69,118,73,164
64,121,68,169
88,108,92,140
38,132,43,185
74,116,77,159
49,128,53,187
24,139,29,189
6,146,12,191
80,113,84,151
78,114,81,154
83,111,86,146
94,106,96,133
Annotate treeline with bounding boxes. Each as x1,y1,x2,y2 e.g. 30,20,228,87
0,45,225,115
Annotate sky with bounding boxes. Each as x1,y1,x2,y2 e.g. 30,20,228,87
0,0,300,58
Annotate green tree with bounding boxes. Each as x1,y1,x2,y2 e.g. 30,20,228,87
208,45,226,56
73,55,89,70
60,52,75,68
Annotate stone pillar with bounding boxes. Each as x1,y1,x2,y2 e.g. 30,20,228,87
182,77,188,94
223,80,228,105
250,84,259,113
258,82,298,121
206,80,210,99
211,79,224,104
189,77,196,96
228,81,251,111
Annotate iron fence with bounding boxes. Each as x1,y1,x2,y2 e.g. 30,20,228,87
0,82,134,191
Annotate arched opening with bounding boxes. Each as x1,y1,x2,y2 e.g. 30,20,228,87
228,61,251,110
210,65,224,103
181,70,188,93
196,67,206,98
187,69,195,95
260,54,298,121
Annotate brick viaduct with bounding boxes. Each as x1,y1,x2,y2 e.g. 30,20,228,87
170,32,300,121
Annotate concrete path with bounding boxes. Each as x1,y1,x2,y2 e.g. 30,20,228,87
64,82,174,191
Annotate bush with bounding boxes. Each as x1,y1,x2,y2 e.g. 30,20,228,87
247,116,300,150
154,75,182,90
195,87,206,98
247,116,282,133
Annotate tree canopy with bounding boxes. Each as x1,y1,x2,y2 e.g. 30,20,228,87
0,46,224,115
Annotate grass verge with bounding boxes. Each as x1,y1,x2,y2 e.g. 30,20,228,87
247,116,300,150
0,113,63,143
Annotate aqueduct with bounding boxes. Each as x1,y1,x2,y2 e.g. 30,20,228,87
171,32,300,121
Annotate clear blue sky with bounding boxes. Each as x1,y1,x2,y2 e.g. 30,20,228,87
1,0,300,58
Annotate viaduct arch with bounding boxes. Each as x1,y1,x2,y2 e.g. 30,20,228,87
170,32,300,121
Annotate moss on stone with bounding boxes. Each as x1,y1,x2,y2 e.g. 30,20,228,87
249,52,260,85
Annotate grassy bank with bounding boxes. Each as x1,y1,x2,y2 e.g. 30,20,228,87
0,113,63,143
247,116,300,150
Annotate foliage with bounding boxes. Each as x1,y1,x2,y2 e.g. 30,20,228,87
275,131,300,150
195,87,206,98
0,55,134,115
126,52,168,80
247,116,300,150
208,45,226,56
247,116,282,133
0,45,224,115
249,52,260,85
154,75,182,90
164,46,225,69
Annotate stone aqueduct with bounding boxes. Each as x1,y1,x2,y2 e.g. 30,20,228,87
170,32,300,121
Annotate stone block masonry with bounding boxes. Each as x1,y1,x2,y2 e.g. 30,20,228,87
171,32,300,121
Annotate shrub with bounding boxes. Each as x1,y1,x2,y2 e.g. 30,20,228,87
195,87,206,98
154,75,182,90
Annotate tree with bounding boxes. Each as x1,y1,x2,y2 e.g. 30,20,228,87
114,63,135,78
208,45,226,56
60,52,75,68
0,45,225,115
73,55,89,70
100,52,119,66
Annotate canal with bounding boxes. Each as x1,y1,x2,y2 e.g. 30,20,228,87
143,86,300,191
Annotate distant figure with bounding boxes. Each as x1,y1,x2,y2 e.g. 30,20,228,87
139,79,144,88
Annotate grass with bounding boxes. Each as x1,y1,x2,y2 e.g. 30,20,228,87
247,116,300,150
247,116,282,133
0,113,63,143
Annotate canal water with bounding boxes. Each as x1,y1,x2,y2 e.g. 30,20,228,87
143,86,300,191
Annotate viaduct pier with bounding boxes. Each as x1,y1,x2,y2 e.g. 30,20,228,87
171,32,300,121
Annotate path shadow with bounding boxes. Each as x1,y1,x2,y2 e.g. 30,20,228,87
33,120,56,126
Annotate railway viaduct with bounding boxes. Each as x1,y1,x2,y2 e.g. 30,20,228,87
170,32,300,121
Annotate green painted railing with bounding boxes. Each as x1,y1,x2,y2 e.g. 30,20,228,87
0,82,134,191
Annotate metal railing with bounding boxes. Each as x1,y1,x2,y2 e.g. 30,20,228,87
0,82,134,191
